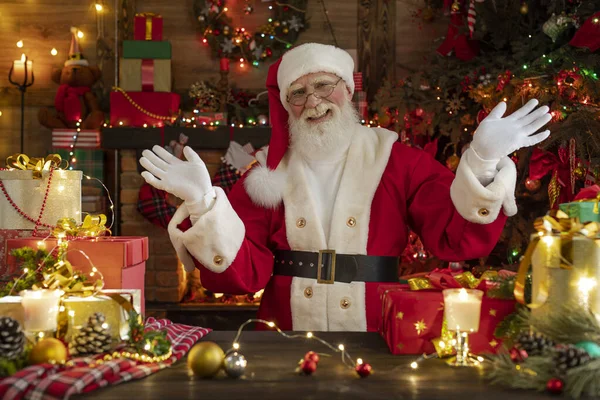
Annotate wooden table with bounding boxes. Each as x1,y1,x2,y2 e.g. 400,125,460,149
82,331,554,399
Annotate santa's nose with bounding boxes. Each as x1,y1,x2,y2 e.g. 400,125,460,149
304,93,322,109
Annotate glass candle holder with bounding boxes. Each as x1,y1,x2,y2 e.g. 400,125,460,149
20,289,62,341
443,288,484,367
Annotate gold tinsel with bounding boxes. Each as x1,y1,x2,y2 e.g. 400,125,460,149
548,170,560,209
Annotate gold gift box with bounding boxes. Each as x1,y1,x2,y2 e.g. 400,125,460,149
0,289,141,340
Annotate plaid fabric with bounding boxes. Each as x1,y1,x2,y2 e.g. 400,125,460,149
53,149,105,182
0,318,210,400
137,183,176,229
212,162,241,194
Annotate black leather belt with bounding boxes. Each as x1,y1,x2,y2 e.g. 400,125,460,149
273,250,399,284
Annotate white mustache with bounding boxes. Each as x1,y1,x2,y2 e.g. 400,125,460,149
302,103,332,119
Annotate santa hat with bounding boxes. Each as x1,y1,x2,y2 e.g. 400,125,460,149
267,43,355,170
65,27,89,67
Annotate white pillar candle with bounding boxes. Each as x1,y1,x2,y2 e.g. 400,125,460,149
20,290,62,332
443,288,483,332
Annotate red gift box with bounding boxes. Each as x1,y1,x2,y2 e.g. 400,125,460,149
0,229,34,281
110,91,180,127
379,284,515,355
134,13,163,41
6,236,148,314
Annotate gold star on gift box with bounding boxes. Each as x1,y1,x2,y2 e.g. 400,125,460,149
489,339,498,348
489,309,497,317
414,319,427,335
396,312,404,320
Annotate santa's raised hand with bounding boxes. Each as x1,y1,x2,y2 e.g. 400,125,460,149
470,99,552,161
139,145,212,203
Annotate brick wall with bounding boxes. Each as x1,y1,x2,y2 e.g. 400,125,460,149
119,148,225,303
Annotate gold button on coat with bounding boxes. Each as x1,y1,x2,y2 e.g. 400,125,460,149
478,208,490,217
213,255,223,266
296,218,306,228
304,287,313,298
346,217,356,227
340,297,351,309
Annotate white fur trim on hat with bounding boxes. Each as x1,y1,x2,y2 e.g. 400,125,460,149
64,59,89,67
277,43,355,111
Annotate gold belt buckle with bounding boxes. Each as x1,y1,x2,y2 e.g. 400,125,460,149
317,249,336,284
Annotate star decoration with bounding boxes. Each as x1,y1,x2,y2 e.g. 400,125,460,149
489,309,497,317
414,319,427,335
220,38,235,54
288,15,304,31
252,45,264,60
396,343,404,350
489,339,498,348
396,312,404,320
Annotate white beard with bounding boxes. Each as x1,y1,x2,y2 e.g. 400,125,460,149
288,100,359,160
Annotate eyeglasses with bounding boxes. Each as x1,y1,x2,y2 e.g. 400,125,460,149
286,77,343,106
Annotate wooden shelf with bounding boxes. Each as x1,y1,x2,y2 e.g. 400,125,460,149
101,126,272,150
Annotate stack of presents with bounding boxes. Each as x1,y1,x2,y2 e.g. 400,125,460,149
110,13,180,127
0,159,147,337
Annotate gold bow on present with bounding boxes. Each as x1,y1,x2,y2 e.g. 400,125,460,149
514,210,600,308
6,153,68,179
408,269,497,291
52,214,110,238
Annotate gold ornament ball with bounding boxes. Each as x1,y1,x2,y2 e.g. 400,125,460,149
29,338,68,365
282,28,289,34
451,1,461,12
446,154,460,172
188,341,225,378
574,166,586,180
520,3,528,14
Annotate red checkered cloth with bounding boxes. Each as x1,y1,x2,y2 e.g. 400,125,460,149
211,162,241,195
137,183,177,229
0,318,211,400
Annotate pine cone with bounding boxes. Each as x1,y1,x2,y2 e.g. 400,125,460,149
69,313,113,356
553,345,592,373
0,317,25,360
516,331,555,355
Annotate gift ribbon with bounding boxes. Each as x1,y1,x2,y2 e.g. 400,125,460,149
141,59,154,92
52,214,110,238
5,153,68,179
135,12,160,40
408,268,496,291
514,210,600,308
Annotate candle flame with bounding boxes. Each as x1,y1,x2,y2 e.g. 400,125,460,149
458,288,468,301
20,54,26,62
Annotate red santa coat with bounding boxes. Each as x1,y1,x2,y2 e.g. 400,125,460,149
169,126,515,332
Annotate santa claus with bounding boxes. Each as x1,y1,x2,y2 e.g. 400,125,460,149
139,43,551,332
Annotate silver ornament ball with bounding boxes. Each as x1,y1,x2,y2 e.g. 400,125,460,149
224,352,247,378
257,114,268,125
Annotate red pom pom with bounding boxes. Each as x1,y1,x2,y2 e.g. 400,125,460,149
304,351,320,364
546,378,564,394
300,359,317,375
355,362,372,378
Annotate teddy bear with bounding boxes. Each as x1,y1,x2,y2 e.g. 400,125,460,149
38,28,105,130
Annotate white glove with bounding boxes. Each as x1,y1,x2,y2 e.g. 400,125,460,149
471,99,552,162
140,145,212,204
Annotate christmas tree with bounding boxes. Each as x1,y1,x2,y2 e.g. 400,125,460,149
373,0,600,267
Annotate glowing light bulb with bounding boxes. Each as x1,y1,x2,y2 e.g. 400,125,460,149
51,48,58,56
306,332,313,338
77,31,84,38
410,361,418,369
338,344,345,351
267,321,275,327
233,342,240,350
16,40,23,48
95,3,103,11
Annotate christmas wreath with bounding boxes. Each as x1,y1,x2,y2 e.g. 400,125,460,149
193,0,308,67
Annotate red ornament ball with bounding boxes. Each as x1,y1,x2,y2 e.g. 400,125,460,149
300,359,317,375
355,362,372,378
525,178,541,192
304,351,320,364
509,347,528,363
266,47,273,57
213,29,221,36
546,378,564,394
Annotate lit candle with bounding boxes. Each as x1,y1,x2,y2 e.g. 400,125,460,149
12,54,33,84
20,289,62,332
443,288,483,332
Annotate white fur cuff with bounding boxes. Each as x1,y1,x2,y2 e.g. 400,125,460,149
244,165,286,209
450,148,517,224
168,187,245,273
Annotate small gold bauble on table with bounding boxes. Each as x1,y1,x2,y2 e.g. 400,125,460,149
29,338,68,365
188,341,225,378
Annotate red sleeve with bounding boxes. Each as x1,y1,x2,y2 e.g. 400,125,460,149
178,176,278,294
402,145,507,261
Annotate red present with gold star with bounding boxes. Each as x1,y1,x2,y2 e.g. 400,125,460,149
379,284,515,355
